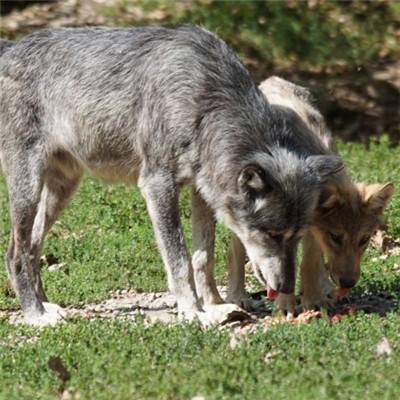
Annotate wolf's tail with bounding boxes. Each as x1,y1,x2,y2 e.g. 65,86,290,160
0,39,15,57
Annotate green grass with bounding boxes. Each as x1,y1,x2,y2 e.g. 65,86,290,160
1,315,400,400
1,136,400,399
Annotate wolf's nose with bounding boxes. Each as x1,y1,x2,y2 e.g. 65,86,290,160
339,278,356,288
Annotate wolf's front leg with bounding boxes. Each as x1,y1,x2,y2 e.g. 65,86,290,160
300,231,337,310
141,174,202,320
190,190,250,324
191,188,224,305
274,293,299,318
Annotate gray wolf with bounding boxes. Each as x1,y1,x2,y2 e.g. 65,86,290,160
0,27,343,326
226,76,393,316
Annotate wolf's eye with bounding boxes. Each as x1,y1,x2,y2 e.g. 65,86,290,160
268,231,282,242
329,233,343,246
359,235,370,247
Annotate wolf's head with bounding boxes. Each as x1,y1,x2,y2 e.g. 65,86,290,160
312,181,393,289
221,148,345,296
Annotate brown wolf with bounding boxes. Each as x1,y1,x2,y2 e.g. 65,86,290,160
226,76,393,315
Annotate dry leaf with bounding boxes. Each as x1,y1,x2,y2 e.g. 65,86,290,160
371,229,392,251
295,310,322,324
264,349,283,363
370,230,400,256
48,356,71,384
48,263,66,272
374,337,392,357
41,253,59,266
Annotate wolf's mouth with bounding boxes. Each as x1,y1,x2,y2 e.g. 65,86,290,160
254,263,267,285
266,284,280,300
254,263,280,299
326,264,354,298
325,262,339,287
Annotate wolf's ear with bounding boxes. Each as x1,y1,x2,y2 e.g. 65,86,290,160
306,155,345,181
238,165,267,195
363,183,394,215
318,184,341,210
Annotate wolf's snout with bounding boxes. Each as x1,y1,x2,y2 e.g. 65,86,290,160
277,280,295,295
339,278,356,288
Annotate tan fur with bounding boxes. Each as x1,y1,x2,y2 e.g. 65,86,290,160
298,179,393,311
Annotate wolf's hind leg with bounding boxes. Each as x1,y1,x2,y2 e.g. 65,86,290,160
225,234,252,309
30,153,83,302
191,188,224,306
3,149,51,324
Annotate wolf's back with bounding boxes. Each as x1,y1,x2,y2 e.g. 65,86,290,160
0,39,15,57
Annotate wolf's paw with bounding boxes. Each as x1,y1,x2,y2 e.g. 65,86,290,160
225,292,255,312
301,289,338,311
301,270,339,311
197,304,251,326
274,293,300,319
24,303,66,327
178,307,200,323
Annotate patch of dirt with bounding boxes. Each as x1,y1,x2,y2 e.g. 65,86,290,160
1,285,398,327
0,286,273,326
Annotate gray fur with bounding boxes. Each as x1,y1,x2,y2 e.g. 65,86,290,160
0,39,15,56
0,27,343,325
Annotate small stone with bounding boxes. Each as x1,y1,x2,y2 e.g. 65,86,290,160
149,293,156,301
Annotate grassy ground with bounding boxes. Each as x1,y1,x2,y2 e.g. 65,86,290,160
0,136,400,399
